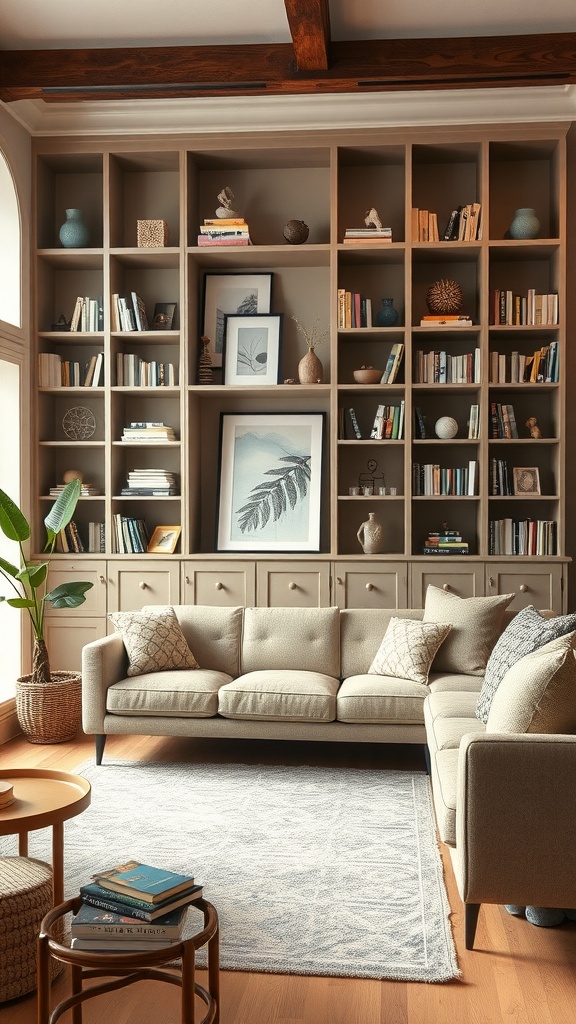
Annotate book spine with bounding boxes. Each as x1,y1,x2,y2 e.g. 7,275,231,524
80,891,157,922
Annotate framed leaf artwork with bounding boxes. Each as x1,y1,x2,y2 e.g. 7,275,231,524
222,313,282,386
216,412,324,552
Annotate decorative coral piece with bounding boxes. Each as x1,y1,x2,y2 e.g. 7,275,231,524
426,279,464,315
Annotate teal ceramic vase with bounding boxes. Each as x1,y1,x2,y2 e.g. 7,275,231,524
59,208,90,248
375,297,399,327
509,208,540,240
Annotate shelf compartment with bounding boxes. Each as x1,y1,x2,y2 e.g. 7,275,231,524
337,499,405,557
36,153,104,249
108,151,181,248
488,139,561,241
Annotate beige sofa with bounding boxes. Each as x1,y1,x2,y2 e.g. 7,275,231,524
82,598,576,950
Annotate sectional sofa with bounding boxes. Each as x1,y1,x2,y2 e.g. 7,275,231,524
81,587,576,948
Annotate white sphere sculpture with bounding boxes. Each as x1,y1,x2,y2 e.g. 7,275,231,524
434,416,458,439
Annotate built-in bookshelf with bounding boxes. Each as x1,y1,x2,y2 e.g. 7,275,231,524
32,126,571,632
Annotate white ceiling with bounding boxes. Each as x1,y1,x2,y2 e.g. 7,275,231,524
0,0,575,50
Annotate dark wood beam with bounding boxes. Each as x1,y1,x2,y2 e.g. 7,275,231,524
0,33,575,102
284,0,331,71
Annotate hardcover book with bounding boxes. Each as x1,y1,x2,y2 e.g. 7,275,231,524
71,902,187,938
91,860,195,903
79,881,203,921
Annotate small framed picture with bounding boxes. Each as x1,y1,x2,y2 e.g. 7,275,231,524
201,272,273,367
147,525,181,554
513,467,541,495
222,314,282,386
152,302,177,330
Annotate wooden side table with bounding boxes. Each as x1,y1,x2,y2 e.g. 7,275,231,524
0,769,91,905
37,895,220,1024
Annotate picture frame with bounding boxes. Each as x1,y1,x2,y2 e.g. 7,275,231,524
152,302,177,330
216,412,324,552
222,313,282,386
147,525,181,554
201,272,273,367
513,467,541,495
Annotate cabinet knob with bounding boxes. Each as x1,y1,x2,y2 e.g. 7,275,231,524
139,581,148,590
488,576,494,588
215,581,224,591
185,576,191,585
336,577,343,585
289,582,297,591
98,575,106,584
442,583,451,591
365,583,374,592
519,584,528,593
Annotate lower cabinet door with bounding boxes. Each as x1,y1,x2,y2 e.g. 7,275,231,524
410,563,485,607
486,563,565,612
257,562,331,607
333,562,408,608
43,561,108,617
181,561,256,606
44,618,108,674
107,561,181,613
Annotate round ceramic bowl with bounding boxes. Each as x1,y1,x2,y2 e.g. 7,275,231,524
353,368,382,384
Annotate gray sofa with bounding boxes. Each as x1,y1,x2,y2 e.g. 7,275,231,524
81,599,576,949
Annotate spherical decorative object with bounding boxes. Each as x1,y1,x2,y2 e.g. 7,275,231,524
61,406,96,440
62,469,83,483
434,416,458,439
426,279,464,315
283,219,309,245
509,208,540,240
58,208,90,248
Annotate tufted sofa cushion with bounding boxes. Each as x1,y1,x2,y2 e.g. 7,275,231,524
240,606,340,676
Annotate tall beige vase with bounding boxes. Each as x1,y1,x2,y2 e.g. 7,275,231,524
298,346,323,384
357,512,385,554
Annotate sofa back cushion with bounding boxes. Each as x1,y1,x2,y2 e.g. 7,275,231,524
340,609,424,679
486,631,576,734
241,606,340,676
145,605,243,677
423,586,514,675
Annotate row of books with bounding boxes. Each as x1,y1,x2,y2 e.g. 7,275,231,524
197,216,251,247
489,343,559,384
70,295,104,332
423,529,469,555
121,469,178,497
111,514,150,553
489,289,558,326
56,519,84,553
412,461,478,496
414,348,481,384
490,458,514,496
111,292,150,332
411,203,482,242
116,353,177,387
342,226,392,245
87,521,106,553
38,351,104,388
489,518,557,556
369,401,405,440
337,290,373,328
70,859,202,952
490,402,519,439
120,422,177,444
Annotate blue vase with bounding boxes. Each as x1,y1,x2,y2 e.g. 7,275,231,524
375,297,399,327
509,208,540,240
59,208,90,248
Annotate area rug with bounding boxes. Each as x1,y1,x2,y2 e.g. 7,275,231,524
5,760,459,982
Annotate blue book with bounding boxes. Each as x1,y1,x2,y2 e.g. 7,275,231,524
80,881,203,921
92,860,195,903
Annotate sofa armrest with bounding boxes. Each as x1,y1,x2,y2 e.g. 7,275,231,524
455,732,576,909
81,633,127,733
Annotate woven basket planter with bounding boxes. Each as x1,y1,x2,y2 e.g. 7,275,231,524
15,672,82,744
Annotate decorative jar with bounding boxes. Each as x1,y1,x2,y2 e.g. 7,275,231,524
58,209,90,248
298,346,323,384
375,298,399,327
357,511,385,554
509,208,540,240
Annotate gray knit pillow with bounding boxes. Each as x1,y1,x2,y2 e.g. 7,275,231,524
476,606,576,723
109,607,199,676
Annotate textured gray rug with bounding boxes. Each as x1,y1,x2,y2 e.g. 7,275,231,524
7,760,459,982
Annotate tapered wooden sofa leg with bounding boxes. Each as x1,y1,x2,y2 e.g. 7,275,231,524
95,734,106,765
465,903,481,949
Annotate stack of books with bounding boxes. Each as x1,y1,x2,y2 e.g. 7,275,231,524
342,226,392,244
423,529,470,555
50,482,100,497
121,422,177,443
197,217,251,246
71,859,203,952
111,514,149,553
419,315,473,327
111,293,150,332
121,469,179,496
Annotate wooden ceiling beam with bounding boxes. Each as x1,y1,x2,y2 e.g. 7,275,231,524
283,0,331,71
0,32,575,102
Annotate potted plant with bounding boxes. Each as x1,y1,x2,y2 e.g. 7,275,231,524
0,478,93,743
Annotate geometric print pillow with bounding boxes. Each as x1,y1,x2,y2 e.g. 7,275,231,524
368,617,452,686
476,605,576,723
108,607,199,677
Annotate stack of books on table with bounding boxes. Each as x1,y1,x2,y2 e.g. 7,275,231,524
197,217,251,246
121,469,179,496
423,529,469,556
71,859,203,952
343,226,392,244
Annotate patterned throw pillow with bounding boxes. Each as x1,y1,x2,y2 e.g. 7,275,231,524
476,606,576,723
486,631,576,734
368,617,452,685
108,607,199,677
423,586,514,676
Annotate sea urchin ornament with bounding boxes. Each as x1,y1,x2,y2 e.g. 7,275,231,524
426,279,464,315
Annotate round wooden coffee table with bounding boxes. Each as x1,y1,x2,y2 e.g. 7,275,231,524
0,768,91,904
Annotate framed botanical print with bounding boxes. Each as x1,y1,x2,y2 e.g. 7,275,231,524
201,272,273,367
222,314,282,386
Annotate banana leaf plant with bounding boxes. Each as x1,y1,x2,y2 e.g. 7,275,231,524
0,479,93,685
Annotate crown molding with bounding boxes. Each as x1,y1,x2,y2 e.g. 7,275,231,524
3,84,576,137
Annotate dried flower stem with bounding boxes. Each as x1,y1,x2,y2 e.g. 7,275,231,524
292,315,329,350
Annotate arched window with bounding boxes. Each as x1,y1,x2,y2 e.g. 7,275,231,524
0,149,21,328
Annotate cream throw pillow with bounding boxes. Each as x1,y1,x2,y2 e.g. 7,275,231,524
109,607,199,677
486,631,576,734
423,586,514,676
368,617,452,685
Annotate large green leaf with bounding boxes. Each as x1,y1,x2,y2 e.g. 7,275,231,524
0,554,21,579
18,562,48,590
0,489,30,543
45,581,92,609
44,479,81,539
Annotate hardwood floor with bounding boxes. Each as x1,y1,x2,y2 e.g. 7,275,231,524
1,731,575,1024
